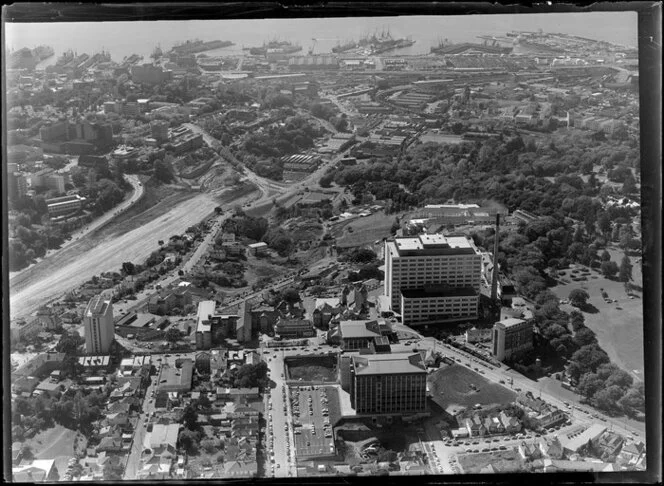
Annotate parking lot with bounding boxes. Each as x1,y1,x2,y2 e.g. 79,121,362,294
289,385,336,458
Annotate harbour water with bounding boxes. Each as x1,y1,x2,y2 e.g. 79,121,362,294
7,12,638,64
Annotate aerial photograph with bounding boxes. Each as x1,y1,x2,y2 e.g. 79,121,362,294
3,6,655,482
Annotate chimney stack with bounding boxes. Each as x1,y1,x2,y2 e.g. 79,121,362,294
490,213,500,303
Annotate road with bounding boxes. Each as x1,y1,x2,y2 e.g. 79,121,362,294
264,348,298,478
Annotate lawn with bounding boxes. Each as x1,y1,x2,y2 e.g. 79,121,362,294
285,355,338,382
551,251,644,379
427,365,516,414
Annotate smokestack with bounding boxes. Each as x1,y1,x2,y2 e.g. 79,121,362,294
490,213,500,303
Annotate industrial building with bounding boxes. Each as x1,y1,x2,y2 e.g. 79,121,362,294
492,317,534,361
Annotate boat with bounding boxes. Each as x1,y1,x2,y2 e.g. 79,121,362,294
171,39,234,55
249,39,302,56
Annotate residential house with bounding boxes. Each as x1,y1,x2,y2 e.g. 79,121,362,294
312,298,342,328
499,411,522,434
537,436,564,460
137,423,180,480
592,431,624,462
519,441,542,461
464,416,487,437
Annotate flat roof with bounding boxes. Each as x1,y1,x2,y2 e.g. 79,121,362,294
146,423,180,449
85,294,112,317
197,300,216,333
352,352,426,376
495,317,528,328
339,320,380,339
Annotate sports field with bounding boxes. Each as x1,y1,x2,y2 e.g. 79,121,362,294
428,365,516,414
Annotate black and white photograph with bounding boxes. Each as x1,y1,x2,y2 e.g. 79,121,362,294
2,3,661,482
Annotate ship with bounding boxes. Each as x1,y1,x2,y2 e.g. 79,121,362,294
249,39,302,56
151,44,163,60
332,40,359,54
352,28,415,55
171,39,234,55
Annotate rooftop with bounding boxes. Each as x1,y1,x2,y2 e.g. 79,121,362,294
85,294,112,317
339,320,381,339
352,352,426,376
495,317,528,328
197,300,216,333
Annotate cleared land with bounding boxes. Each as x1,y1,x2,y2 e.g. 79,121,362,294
23,425,86,460
551,249,644,379
428,365,516,414
286,356,338,382
457,449,523,474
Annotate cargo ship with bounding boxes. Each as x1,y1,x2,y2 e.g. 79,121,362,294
341,29,415,55
249,40,302,56
171,39,234,55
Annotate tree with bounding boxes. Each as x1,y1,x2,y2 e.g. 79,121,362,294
568,289,589,308
122,262,136,275
154,159,174,183
600,250,611,262
178,427,201,454
182,404,198,430
280,288,301,304
165,327,182,343
576,373,604,400
593,385,624,412
618,254,632,282
600,260,619,278
573,327,597,347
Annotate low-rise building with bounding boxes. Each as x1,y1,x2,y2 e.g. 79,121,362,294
274,317,315,339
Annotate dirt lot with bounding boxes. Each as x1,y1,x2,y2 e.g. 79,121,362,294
285,356,338,382
428,364,516,414
551,248,644,379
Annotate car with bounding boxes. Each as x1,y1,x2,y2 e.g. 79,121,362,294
499,380,505,384
481,448,489,452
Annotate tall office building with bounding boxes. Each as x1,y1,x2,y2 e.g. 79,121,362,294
83,294,115,354
492,318,533,361
384,234,482,325
349,352,427,415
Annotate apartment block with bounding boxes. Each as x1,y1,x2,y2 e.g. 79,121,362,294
83,294,115,354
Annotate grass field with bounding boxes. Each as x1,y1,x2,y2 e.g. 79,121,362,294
428,365,516,414
332,210,395,249
551,249,644,379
